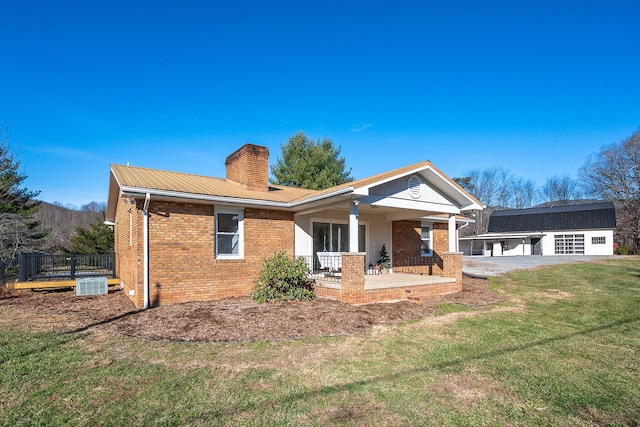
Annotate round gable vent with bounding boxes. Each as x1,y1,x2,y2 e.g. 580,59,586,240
408,175,422,199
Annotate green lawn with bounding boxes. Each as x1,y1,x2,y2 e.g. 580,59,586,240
1,258,639,426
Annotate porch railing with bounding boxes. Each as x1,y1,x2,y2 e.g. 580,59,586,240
14,253,116,282
394,256,434,275
0,257,19,283
297,254,343,284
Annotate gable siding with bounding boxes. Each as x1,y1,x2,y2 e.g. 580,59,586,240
369,176,452,205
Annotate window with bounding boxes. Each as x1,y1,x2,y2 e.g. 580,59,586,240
592,236,606,245
331,223,349,252
312,221,366,253
421,222,432,257
358,224,366,253
554,234,584,254
215,208,243,258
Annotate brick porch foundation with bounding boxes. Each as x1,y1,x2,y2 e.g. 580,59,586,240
314,252,463,305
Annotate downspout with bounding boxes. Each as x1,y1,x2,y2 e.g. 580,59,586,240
143,193,151,309
457,221,471,252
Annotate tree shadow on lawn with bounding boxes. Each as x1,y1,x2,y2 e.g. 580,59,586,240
0,307,145,365
212,315,640,421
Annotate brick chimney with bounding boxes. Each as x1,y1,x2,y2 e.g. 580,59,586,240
225,144,270,191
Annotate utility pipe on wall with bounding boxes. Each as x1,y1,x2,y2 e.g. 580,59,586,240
457,221,470,253
143,193,151,309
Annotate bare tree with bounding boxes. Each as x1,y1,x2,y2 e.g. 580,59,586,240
467,167,514,208
512,178,538,209
455,165,586,236
580,129,640,252
540,175,583,206
462,167,514,234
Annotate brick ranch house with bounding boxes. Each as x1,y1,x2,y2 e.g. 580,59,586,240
106,144,484,309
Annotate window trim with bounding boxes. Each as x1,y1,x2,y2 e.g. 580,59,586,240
215,207,244,259
592,236,606,245
420,221,433,257
310,218,368,254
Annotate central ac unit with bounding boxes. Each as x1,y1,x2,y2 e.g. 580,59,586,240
76,277,108,296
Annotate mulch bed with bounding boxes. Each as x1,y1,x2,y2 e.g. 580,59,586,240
0,276,502,343
445,275,506,307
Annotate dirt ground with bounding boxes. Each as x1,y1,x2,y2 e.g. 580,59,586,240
0,276,502,343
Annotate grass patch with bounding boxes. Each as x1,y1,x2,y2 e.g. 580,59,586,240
435,302,469,314
1,258,639,425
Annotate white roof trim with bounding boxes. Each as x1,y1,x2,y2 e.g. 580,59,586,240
422,215,475,223
117,185,354,209
459,232,546,240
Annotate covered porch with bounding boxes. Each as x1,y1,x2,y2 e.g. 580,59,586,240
291,163,481,304
308,252,463,305
294,199,469,279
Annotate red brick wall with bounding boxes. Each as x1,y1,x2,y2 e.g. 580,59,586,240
225,144,269,191
116,199,294,308
114,196,144,308
340,253,366,304
315,280,461,305
433,222,449,258
442,252,463,283
391,221,448,275
115,196,463,307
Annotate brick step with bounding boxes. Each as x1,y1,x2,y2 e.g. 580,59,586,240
404,289,445,305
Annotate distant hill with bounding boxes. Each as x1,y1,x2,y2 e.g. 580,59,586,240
34,201,107,253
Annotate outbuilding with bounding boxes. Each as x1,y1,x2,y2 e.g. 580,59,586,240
459,202,616,256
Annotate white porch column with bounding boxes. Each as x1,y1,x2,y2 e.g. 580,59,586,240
448,214,457,252
349,200,359,252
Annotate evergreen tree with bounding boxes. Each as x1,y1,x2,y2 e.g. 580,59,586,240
0,128,47,261
270,132,353,190
70,220,114,254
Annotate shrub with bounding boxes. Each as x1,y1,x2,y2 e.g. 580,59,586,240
251,251,314,303
615,245,629,255
377,244,391,270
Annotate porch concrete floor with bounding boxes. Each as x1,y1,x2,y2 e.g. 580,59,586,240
364,273,456,290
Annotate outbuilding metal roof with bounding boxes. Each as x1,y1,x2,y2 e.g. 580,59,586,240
487,202,616,232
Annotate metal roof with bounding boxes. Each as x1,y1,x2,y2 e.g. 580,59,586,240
107,160,484,222
488,202,616,232
110,164,318,203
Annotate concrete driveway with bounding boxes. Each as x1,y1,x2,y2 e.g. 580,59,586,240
462,255,615,277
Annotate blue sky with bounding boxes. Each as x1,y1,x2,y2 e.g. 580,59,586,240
1,1,638,207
